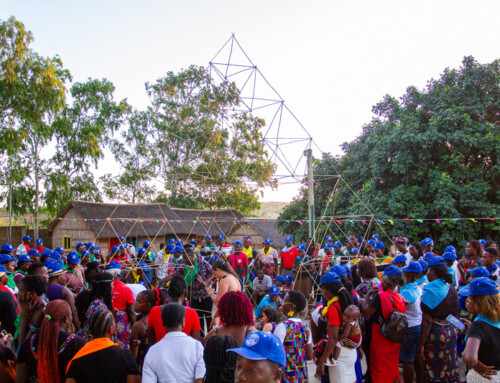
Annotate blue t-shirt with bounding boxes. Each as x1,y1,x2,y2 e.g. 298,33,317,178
254,295,276,317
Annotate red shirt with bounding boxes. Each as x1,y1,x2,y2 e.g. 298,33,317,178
327,301,342,327
228,252,249,277
111,280,134,310
148,305,201,342
281,247,299,269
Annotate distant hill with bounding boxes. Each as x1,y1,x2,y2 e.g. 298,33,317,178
255,202,289,219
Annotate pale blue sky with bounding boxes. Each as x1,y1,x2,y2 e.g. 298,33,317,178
2,0,500,201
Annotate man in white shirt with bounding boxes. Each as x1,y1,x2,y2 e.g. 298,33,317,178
143,303,205,383
16,235,32,256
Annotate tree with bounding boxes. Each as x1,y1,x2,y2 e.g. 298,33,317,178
45,78,130,215
100,110,157,204
0,17,70,236
110,65,276,215
279,56,499,249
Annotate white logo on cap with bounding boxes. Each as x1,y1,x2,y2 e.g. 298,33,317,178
245,333,260,347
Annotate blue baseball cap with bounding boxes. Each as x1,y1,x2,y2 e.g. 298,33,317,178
285,236,293,243
402,261,423,274
331,265,346,277
320,271,341,285
173,246,184,253
18,255,33,263
176,239,184,247
166,243,174,251
445,245,457,254
111,246,118,253
138,260,148,268
422,252,434,260
27,249,41,256
420,237,434,247
342,265,352,276
137,248,147,255
234,240,242,246
75,242,85,249
324,243,333,249
285,274,293,281
89,245,97,251
373,242,385,251
371,234,380,240
442,252,457,261
273,275,286,283
67,251,80,264
269,285,279,295
0,265,9,276
468,267,490,278
383,265,403,277
333,241,342,248
143,240,151,247
390,255,408,264
119,236,126,241
36,238,43,244
298,244,307,251
45,258,64,276
190,239,197,245
427,256,446,267
0,254,16,264
169,238,178,243
86,242,94,249
479,239,486,246
42,249,52,256
0,243,14,252
54,246,64,254
218,234,226,240
349,248,359,254
367,239,376,246
106,260,122,274
49,252,62,263
227,331,286,368
325,236,333,242
264,238,272,244
460,277,499,296
122,243,129,248
205,235,212,240
418,259,428,271
22,235,32,241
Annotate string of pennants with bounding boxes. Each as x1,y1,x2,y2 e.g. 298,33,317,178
2,216,497,225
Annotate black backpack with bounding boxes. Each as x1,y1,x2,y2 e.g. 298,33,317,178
379,294,408,344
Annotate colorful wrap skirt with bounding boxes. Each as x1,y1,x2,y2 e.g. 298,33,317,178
115,309,131,350
423,321,460,382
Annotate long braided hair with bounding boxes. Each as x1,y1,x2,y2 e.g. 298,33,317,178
89,309,114,338
36,300,70,383
204,335,238,383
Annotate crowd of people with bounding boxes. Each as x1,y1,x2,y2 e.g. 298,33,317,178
0,232,498,383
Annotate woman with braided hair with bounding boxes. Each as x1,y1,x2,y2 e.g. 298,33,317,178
203,335,238,383
66,309,140,383
203,291,256,346
75,271,113,341
16,299,85,383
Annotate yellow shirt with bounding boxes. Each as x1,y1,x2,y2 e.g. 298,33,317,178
374,256,394,279
243,246,253,259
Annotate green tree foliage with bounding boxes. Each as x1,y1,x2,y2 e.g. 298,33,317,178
279,56,499,249
110,65,276,215
45,79,130,215
100,110,157,204
0,18,129,230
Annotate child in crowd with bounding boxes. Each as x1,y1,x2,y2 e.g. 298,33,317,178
130,290,155,374
274,291,313,383
332,304,362,361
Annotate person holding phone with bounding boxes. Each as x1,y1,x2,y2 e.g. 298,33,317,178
418,257,460,383
461,277,500,382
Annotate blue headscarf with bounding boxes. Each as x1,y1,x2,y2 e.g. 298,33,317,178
421,278,450,309
400,281,420,304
